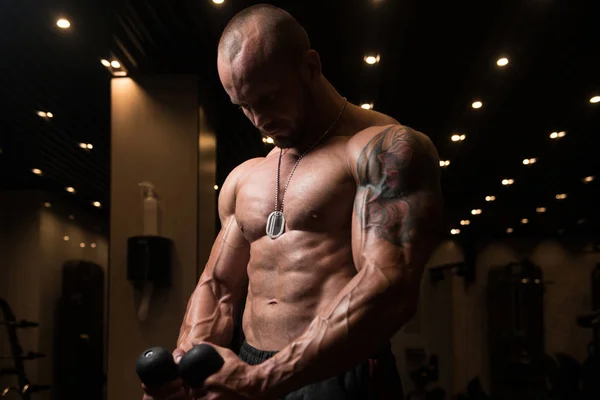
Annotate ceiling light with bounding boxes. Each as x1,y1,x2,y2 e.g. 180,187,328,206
87,143,93,150
485,195,496,202
66,187,75,193
451,134,466,142
364,55,380,65
583,176,595,183
460,220,470,226
555,193,567,200
213,0,225,3
101,59,110,67
450,229,460,235
92,201,101,208
472,101,483,109
536,207,546,213
91,243,97,248
32,168,42,175
439,160,450,167
361,103,374,110
502,178,514,186
506,228,513,234
79,143,88,149
63,236,70,241
37,111,47,118
496,57,509,67
44,202,51,208
113,71,128,77
56,19,70,29
471,209,482,215
111,60,121,69
550,131,566,139
590,96,600,104
80,243,86,248
523,158,537,165
521,218,529,224
213,185,219,190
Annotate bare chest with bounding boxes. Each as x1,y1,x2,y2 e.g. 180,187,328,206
235,151,356,242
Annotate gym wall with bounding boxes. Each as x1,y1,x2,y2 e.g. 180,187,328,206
391,237,600,397
108,75,216,400
0,190,108,400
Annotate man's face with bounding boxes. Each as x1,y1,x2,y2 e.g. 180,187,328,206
218,54,311,149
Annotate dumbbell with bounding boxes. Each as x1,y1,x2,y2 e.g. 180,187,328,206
136,344,224,389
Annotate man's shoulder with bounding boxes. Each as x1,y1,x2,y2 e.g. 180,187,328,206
347,124,431,158
345,124,438,179
224,157,265,187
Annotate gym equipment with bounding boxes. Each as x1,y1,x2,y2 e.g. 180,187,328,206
487,259,547,400
0,320,39,328
53,260,104,400
136,344,224,389
0,298,50,399
577,263,600,400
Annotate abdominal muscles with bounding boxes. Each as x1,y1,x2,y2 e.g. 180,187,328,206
242,230,356,351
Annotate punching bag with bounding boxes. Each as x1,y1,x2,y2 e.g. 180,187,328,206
487,259,546,400
54,260,105,400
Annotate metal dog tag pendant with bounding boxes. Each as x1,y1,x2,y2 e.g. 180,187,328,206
266,211,285,239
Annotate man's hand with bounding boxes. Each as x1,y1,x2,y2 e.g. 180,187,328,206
189,343,267,400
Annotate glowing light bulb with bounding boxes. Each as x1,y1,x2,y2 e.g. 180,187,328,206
590,96,600,104
440,160,450,167
360,103,373,110
92,201,101,208
497,57,509,67
66,187,75,193
56,19,70,29
111,60,121,69
502,179,514,186
460,220,470,226
214,185,219,190
101,59,110,67
521,218,529,224
506,228,513,233
472,101,483,109
364,55,380,65
63,236,70,241
91,243,97,248
583,176,595,183
451,229,460,235
485,195,496,202
555,193,567,200
536,207,546,213
32,168,42,175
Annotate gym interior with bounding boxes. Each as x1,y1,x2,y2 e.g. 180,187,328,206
1,1,599,400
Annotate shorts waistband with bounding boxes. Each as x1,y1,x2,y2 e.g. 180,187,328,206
239,340,279,365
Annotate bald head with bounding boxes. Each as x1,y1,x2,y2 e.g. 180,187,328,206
218,4,310,68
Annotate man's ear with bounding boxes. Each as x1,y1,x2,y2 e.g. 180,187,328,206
299,49,322,83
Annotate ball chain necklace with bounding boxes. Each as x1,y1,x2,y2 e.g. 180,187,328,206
266,97,348,239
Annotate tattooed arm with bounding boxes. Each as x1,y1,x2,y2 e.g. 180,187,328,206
251,124,444,397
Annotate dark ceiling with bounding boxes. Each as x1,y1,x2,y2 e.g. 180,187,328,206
1,0,598,239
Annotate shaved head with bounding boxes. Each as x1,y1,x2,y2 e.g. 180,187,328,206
218,4,310,69
217,5,322,149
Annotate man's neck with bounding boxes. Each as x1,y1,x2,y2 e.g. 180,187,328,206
291,80,347,155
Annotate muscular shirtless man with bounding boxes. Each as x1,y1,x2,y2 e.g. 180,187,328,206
144,4,443,400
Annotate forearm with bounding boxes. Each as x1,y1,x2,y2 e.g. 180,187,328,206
176,276,240,350
254,261,417,397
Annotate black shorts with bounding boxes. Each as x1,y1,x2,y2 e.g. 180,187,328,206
238,340,404,399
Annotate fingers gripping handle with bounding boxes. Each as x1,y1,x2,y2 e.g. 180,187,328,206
136,344,224,389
